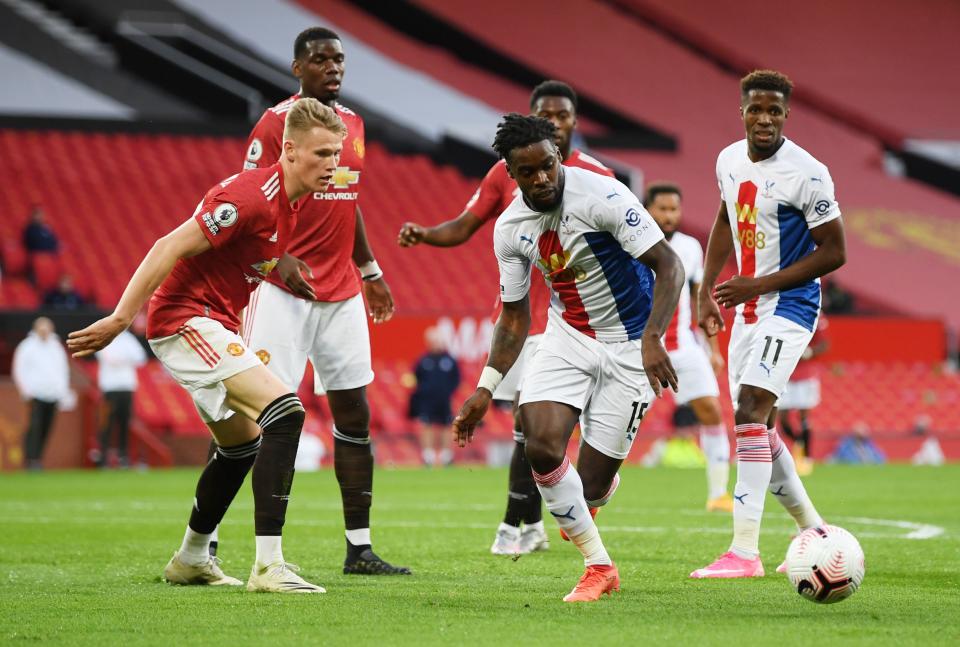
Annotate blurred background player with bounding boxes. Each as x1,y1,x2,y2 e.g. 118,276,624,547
397,81,614,556
240,27,408,576
644,182,732,512
409,327,461,466
778,315,830,475
692,70,846,579
93,327,147,468
12,317,70,471
454,114,684,601
68,98,346,593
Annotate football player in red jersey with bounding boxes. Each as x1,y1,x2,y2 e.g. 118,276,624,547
68,99,344,593
398,81,615,556
240,27,408,575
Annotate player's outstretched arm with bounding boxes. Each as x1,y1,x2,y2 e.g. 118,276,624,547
698,202,733,337
398,211,484,248
714,218,846,309
66,218,211,357
637,240,684,397
452,295,530,447
353,206,395,323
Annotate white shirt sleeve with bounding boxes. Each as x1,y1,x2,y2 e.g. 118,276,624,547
716,154,726,201
801,167,841,228
594,188,664,258
690,238,705,285
493,221,531,303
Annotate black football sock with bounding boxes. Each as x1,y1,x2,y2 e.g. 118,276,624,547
503,440,540,526
252,394,305,536
188,435,260,534
800,419,812,458
333,431,374,542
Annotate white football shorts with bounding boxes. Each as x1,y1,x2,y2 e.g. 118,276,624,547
727,315,815,404
244,281,374,395
148,316,262,423
668,342,720,405
519,317,654,460
492,334,542,402
778,377,821,411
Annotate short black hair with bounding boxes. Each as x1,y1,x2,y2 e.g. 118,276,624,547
294,27,340,59
529,80,578,112
643,182,682,207
740,69,794,101
492,113,557,162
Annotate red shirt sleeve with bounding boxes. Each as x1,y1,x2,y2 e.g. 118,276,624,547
465,162,511,224
194,186,250,250
243,112,283,170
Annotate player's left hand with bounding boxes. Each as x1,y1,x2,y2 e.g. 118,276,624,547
364,278,395,324
452,388,492,447
714,275,763,309
66,314,128,358
641,334,679,398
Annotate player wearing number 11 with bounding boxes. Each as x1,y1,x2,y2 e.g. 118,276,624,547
453,114,684,601
690,70,847,579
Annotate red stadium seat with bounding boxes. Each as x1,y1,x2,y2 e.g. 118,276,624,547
30,252,62,293
1,240,28,277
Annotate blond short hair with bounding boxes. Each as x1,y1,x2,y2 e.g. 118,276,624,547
283,97,347,142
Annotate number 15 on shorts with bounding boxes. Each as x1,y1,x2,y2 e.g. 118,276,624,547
626,401,649,441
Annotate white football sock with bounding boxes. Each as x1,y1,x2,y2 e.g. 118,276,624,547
730,423,772,558
179,526,212,566
210,525,219,544
255,536,284,567
345,528,371,547
533,457,611,566
700,424,730,499
768,428,823,530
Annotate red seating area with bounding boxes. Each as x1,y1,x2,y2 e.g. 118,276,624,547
0,129,497,314
410,0,960,331
622,0,960,142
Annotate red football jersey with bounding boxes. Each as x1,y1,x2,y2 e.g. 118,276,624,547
147,163,295,338
244,94,365,302
470,150,615,335
789,315,829,381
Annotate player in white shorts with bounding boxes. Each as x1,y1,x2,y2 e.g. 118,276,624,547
453,114,685,602
690,70,847,579
67,98,346,593
644,182,732,512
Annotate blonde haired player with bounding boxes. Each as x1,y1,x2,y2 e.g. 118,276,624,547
68,98,346,593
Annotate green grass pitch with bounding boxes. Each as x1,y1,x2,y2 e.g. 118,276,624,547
1,464,958,645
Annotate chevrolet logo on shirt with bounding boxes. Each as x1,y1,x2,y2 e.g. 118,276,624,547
331,166,360,189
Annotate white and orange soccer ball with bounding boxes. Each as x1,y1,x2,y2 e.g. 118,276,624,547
785,524,865,604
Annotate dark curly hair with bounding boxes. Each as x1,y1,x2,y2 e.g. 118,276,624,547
529,80,577,112
492,113,557,162
643,182,682,208
740,69,794,101
294,27,340,59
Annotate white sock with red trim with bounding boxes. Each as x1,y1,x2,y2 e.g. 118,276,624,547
767,428,823,530
700,424,730,499
533,457,610,566
730,423,772,558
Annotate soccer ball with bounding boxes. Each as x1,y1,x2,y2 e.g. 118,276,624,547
785,524,865,604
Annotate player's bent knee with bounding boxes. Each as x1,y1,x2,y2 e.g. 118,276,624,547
735,387,775,426
523,436,565,474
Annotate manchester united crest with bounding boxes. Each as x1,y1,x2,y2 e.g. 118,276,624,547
256,349,271,365
353,137,365,159
226,343,245,357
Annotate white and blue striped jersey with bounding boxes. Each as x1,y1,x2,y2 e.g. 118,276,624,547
716,138,841,332
494,167,665,343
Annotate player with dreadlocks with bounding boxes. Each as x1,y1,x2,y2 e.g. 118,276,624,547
398,81,615,556
452,113,684,601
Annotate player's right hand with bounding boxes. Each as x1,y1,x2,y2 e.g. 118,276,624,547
698,293,725,337
452,388,492,447
640,335,679,398
66,314,128,358
277,253,316,300
397,222,425,247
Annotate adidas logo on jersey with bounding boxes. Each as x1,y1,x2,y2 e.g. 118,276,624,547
261,172,280,200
